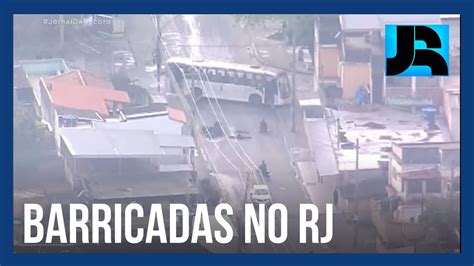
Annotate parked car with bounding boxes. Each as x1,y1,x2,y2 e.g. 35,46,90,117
249,184,272,206
111,50,136,73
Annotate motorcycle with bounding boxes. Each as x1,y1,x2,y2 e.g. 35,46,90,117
259,119,269,135
258,161,271,180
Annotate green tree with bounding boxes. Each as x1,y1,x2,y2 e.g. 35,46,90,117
110,71,132,90
199,178,221,208
111,72,151,106
234,15,315,61
14,104,45,171
419,197,460,247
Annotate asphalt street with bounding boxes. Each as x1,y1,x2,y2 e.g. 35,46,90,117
125,14,374,253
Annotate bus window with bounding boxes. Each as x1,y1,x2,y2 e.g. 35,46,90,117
207,68,217,76
216,69,226,82
255,74,264,88
246,73,255,86
198,67,208,81
187,67,199,79
206,68,217,82
227,70,236,84
181,65,192,78
180,64,191,74
236,71,246,85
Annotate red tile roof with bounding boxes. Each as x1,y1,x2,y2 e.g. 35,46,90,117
167,106,187,123
47,69,114,89
46,70,129,116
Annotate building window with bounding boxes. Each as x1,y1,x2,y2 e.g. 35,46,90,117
416,76,440,88
386,76,411,87
406,180,423,194
426,179,442,193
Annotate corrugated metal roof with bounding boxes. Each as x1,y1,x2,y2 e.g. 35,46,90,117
394,141,460,150
159,134,195,148
305,120,339,176
160,164,194,172
90,172,198,200
121,103,167,116
295,161,319,185
56,106,101,121
60,128,164,158
397,167,441,180
340,15,441,32
340,15,381,32
95,115,183,136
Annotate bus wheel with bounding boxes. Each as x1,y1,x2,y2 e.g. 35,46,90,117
249,94,262,105
192,87,203,100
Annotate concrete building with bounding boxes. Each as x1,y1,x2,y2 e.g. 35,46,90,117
387,142,460,223
18,58,70,114
315,15,451,106
441,15,460,75
13,65,34,105
59,128,163,190
342,15,444,106
19,58,70,104
299,93,339,180
337,21,377,102
93,103,195,172
314,15,340,88
442,75,460,141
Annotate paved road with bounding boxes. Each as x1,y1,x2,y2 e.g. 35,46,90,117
175,15,308,253
125,14,374,253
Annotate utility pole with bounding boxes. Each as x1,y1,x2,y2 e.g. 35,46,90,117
421,183,425,216
353,138,360,249
59,15,64,51
355,138,359,188
291,17,297,133
449,160,455,229
244,172,250,204
155,15,162,92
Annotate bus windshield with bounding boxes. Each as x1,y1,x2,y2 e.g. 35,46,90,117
277,74,291,99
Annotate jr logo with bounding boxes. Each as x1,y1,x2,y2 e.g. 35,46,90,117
385,25,449,76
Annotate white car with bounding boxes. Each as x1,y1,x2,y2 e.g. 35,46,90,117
112,51,136,72
250,184,272,206
144,61,158,73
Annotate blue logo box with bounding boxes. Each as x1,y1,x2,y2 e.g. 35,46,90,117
385,24,449,76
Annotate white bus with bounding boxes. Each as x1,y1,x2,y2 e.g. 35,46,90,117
166,57,291,106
